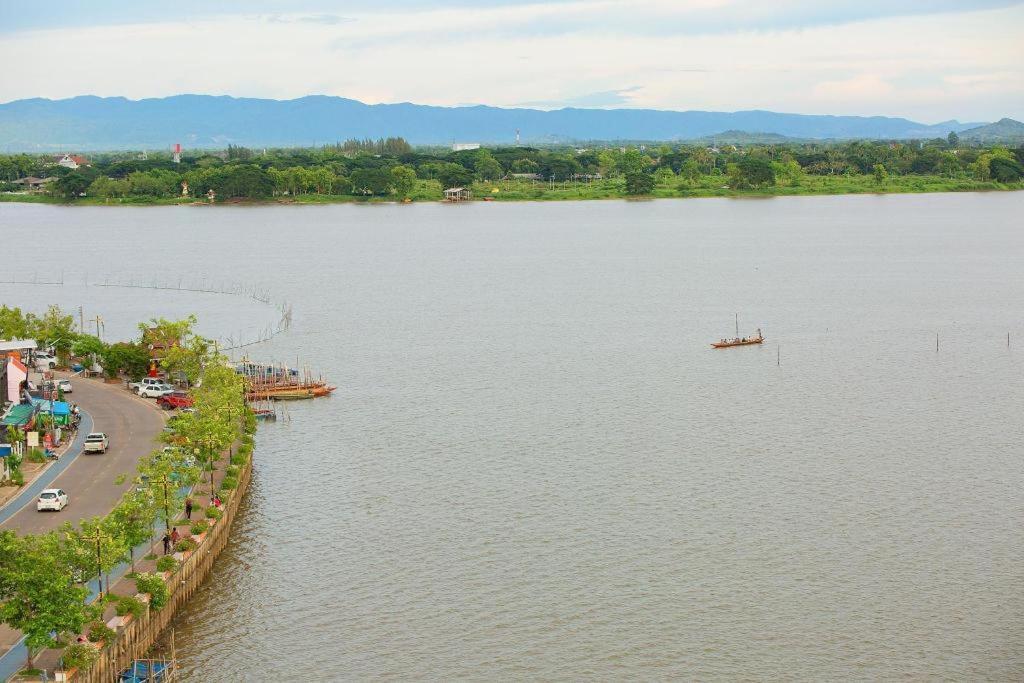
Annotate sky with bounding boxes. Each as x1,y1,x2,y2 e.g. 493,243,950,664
1,0,1022,123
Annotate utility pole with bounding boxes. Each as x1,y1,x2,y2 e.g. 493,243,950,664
91,314,104,341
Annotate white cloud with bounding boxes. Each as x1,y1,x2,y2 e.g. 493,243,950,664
0,2,1021,122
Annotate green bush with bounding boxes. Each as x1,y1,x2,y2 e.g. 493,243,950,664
62,642,100,671
205,506,222,520
225,465,240,477
134,573,170,610
9,469,24,486
190,520,208,535
220,476,237,491
174,538,197,553
26,448,48,463
87,621,116,644
230,453,248,467
115,595,147,619
155,555,178,573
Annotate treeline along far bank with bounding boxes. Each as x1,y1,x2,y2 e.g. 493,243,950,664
2,134,1023,203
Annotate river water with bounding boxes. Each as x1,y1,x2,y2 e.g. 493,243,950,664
2,194,1022,680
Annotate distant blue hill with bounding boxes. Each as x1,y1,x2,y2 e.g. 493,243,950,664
0,94,990,151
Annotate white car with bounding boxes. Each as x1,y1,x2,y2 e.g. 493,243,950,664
84,432,109,454
131,377,167,394
57,378,73,394
37,488,68,511
34,352,57,370
139,383,174,398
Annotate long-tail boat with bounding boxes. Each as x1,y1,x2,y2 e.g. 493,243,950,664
711,314,764,348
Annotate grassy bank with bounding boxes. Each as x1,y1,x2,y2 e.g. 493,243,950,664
3,175,1021,206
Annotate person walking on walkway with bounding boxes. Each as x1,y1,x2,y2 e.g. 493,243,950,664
170,527,181,546
185,497,193,520
162,532,171,555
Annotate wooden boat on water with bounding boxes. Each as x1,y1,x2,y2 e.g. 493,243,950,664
711,330,764,348
711,314,764,348
240,361,336,401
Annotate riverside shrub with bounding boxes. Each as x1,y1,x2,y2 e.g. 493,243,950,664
156,555,178,573
220,476,238,491
205,507,222,520
134,573,170,610
115,596,147,619
62,642,100,671
190,520,208,535
87,621,116,644
174,538,197,553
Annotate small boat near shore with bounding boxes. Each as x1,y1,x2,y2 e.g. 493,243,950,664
711,314,764,348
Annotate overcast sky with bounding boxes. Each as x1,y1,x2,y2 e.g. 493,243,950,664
1,0,1022,122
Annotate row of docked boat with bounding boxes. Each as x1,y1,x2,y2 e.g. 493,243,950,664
235,359,336,401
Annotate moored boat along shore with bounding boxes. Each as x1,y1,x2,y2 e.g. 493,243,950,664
0,312,261,681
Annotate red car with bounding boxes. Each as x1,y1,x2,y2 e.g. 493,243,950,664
157,392,194,410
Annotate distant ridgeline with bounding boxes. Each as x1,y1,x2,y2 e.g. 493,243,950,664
1,94,1022,150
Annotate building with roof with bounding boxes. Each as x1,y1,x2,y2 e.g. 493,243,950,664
5,353,29,405
10,177,55,193
443,187,472,202
54,154,89,169
452,143,480,152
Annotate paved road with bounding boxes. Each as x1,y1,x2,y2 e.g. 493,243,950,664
0,375,167,676
0,373,166,534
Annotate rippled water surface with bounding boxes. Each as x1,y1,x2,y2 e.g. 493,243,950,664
3,194,1023,680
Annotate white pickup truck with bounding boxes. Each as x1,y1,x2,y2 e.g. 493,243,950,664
139,383,174,399
129,377,166,394
83,432,109,454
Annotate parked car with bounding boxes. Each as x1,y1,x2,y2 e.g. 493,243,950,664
156,391,194,410
34,352,57,370
129,377,167,394
37,488,68,511
83,432,109,454
139,383,175,399
57,378,73,394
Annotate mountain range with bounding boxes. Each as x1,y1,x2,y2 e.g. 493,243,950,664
0,95,1008,151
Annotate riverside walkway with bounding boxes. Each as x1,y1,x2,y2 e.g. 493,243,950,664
0,373,166,677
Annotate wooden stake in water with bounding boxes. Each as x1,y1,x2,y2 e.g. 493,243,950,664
777,344,780,366
936,333,939,352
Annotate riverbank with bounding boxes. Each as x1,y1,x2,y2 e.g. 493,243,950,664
2,174,1021,206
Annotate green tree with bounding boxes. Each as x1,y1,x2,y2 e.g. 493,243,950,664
989,156,1023,182
31,305,78,364
0,532,93,669
350,167,393,195
618,149,650,175
474,152,503,181
0,306,32,339
436,163,475,190
873,163,888,184
653,167,675,185
947,131,959,147
61,517,127,597
390,165,417,198
109,492,158,573
727,157,776,189
624,172,655,195
51,171,91,200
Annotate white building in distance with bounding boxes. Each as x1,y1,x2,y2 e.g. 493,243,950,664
452,142,480,151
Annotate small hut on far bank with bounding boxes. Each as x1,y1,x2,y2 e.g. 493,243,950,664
444,187,471,202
